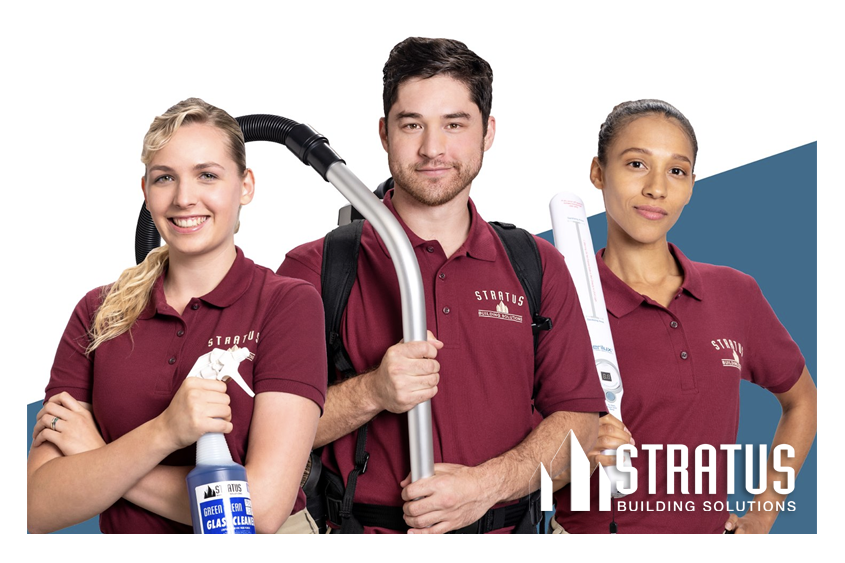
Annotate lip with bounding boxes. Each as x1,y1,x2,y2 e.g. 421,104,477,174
168,215,209,233
634,205,668,221
416,167,452,177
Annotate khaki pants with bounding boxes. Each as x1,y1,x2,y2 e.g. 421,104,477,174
549,518,570,534
275,508,319,534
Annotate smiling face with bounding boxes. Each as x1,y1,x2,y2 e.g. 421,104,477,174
141,122,254,260
591,114,696,247
379,74,495,207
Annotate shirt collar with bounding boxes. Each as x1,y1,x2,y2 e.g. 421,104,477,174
376,189,497,262
598,242,703,319
138,246,254,319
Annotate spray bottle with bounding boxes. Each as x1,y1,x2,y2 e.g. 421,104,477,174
185,345,257,534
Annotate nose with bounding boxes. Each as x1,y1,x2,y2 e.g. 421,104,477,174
643,171,667,199
172,179,197,209
419,128,446,160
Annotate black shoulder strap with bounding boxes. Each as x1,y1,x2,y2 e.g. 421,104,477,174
321,220,365,379
321,220,370,530
488,221,553,353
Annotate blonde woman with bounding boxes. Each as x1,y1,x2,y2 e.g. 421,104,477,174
27,98,326,534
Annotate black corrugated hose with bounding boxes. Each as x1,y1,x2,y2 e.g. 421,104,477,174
133,115,344,264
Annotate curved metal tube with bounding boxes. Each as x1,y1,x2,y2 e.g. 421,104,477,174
327,163,433,481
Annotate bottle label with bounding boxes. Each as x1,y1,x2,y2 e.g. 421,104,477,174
194,480,255,534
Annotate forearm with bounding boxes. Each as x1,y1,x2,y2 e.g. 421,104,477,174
245,458,306,534
475,411,599,503
122,464,192,525
27,417,175,534
747,401,817,527
240,393,321,533
313,370,381,448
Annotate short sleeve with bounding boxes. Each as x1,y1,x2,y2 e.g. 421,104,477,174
532,237,608,416
45,288,103,404
251,279,327,412
276,240,324,293
742,275,805,394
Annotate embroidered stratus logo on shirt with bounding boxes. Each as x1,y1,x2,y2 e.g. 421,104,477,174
475,289,525,323
711,338,744,370
208,330,260,348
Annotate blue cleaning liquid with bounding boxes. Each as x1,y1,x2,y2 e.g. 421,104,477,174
186,433,255,534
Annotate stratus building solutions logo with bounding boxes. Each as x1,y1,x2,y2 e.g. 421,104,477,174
531,432,798,514
712,337,743,370
476,288,525,323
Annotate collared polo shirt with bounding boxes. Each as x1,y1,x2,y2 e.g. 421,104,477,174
554,244,804,534
279,192,606,532
46,247,327,533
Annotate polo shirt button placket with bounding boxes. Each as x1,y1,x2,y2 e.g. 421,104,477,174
680,351,689,360
442,307,451,314
191,303,200,311
177,329,185,337
670,321,679,329
439,272,446,280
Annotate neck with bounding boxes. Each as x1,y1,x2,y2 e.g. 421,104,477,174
391,186,472,258
164,244,237,314
602,222,679,286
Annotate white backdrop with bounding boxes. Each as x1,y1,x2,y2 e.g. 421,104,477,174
9,0,838,551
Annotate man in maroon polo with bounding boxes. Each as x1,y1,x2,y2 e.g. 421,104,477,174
278,37,605,534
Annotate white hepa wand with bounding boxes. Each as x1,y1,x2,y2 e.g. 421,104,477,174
185,345,257,535
550,193,632,500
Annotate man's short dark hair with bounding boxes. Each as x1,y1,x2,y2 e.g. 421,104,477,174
383,37,493,133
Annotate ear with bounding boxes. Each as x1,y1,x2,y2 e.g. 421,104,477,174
141,176,149,210
687,173,696,204
379,117,389,152
240,168,256,205
589,157,605,190
483,115,496,152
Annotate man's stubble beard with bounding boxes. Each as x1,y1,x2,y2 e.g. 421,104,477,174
388,146,485,207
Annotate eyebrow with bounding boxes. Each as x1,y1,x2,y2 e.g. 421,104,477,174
620,147,692,165
147,162,224,174
395,111,472,120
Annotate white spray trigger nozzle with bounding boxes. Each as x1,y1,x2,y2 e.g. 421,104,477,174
186,346,255,398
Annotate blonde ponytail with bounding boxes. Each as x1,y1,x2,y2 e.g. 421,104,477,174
87,246,169,353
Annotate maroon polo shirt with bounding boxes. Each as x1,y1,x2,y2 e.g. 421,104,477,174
46,247,327,533
554,244,804,534
279,191,606,533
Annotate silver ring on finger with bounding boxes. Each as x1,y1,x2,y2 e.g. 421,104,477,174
51,416,59,432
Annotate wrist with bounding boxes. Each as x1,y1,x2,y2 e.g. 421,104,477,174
745,505,778,530
359,368,386,415
472,459,508,506
743,492,782,531
146,415,180,457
